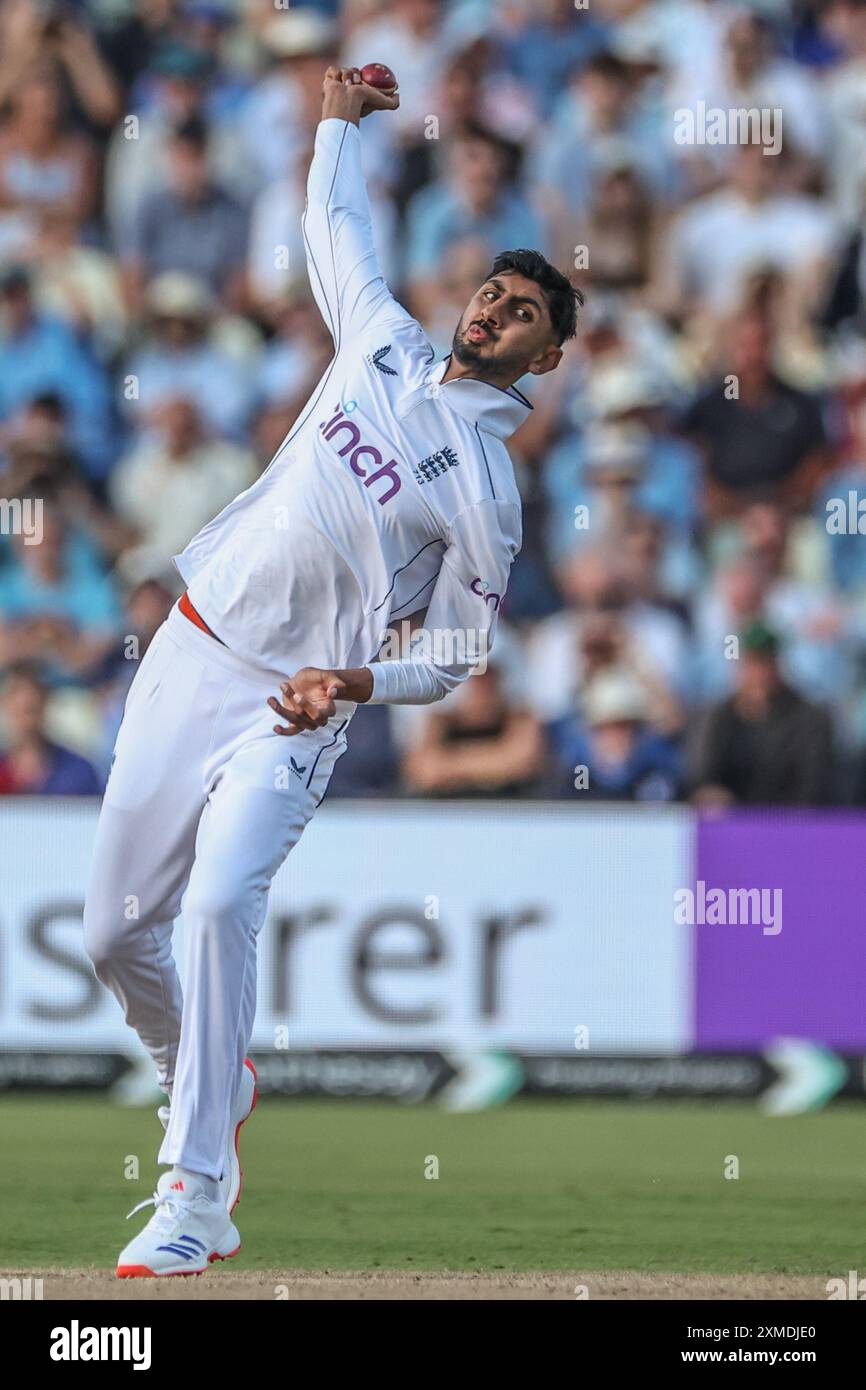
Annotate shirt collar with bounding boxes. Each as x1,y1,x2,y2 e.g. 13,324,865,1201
423,355,533,441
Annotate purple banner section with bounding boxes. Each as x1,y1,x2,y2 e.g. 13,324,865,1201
694,812,866,1049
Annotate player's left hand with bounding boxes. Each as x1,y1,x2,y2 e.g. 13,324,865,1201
268,668,347,736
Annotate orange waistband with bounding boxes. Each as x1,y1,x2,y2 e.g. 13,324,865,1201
179,591,226,646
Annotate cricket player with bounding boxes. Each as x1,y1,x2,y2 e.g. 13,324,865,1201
83,66,581,1277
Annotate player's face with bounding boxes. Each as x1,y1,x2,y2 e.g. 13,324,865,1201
452,273,562,382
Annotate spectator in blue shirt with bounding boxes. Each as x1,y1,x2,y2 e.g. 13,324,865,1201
404,122,546,322
534,50,677,222
0,506,122,686
120,114,249,312
497,0,611,120
547,666,683,801
0,663,101,795
816,375,866,594
0,266,114,483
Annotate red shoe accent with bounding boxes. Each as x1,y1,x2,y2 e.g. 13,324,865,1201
231,1058,258,1214
208,1245,240,1263
169,1181,185,1191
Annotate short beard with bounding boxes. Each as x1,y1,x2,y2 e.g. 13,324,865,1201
451,323,525,382
451,325,487,369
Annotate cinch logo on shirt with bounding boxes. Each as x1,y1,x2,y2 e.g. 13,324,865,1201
471,577,501,610
319,406,402,505
413,446,459,485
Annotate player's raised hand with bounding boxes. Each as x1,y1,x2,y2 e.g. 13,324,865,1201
321,65,399,125
268,668,347,736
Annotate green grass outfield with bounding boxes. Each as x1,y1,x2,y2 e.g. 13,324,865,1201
0,1096,861,1274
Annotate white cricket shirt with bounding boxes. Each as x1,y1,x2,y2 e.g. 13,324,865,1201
174,118,528,704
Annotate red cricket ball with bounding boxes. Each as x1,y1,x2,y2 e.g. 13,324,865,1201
360,63,398,94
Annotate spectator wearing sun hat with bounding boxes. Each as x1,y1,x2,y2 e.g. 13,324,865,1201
546,664,683,801
122,272,257,439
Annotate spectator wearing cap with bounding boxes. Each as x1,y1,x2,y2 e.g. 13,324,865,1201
404,122,545,323
120,113,249,312
0,265,114,482
546,664,682,801
565,420,652,543
691,619,835,806
25,205,127,363
240,9,340,189
544,416,645,570
513,296,684,486
123,272,257,439
543,383,700,601
587,362,698,535
0,662,101,795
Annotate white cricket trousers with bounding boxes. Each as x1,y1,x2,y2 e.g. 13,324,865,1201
82,601,349,1178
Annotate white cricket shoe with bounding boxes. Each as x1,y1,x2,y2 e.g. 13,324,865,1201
157,1057,258,1214
116,1172,240,1278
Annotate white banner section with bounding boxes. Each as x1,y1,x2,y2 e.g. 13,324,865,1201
0,800,692,1054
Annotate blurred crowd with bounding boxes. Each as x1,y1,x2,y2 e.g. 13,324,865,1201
2,0,866,805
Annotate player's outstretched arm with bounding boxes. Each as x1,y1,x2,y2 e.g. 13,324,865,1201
302,66,403,347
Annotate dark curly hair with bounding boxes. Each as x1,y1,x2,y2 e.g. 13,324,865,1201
486,249,583,345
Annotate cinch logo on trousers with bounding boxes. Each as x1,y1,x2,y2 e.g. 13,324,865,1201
50,1321,152,1371
319,406,401,505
